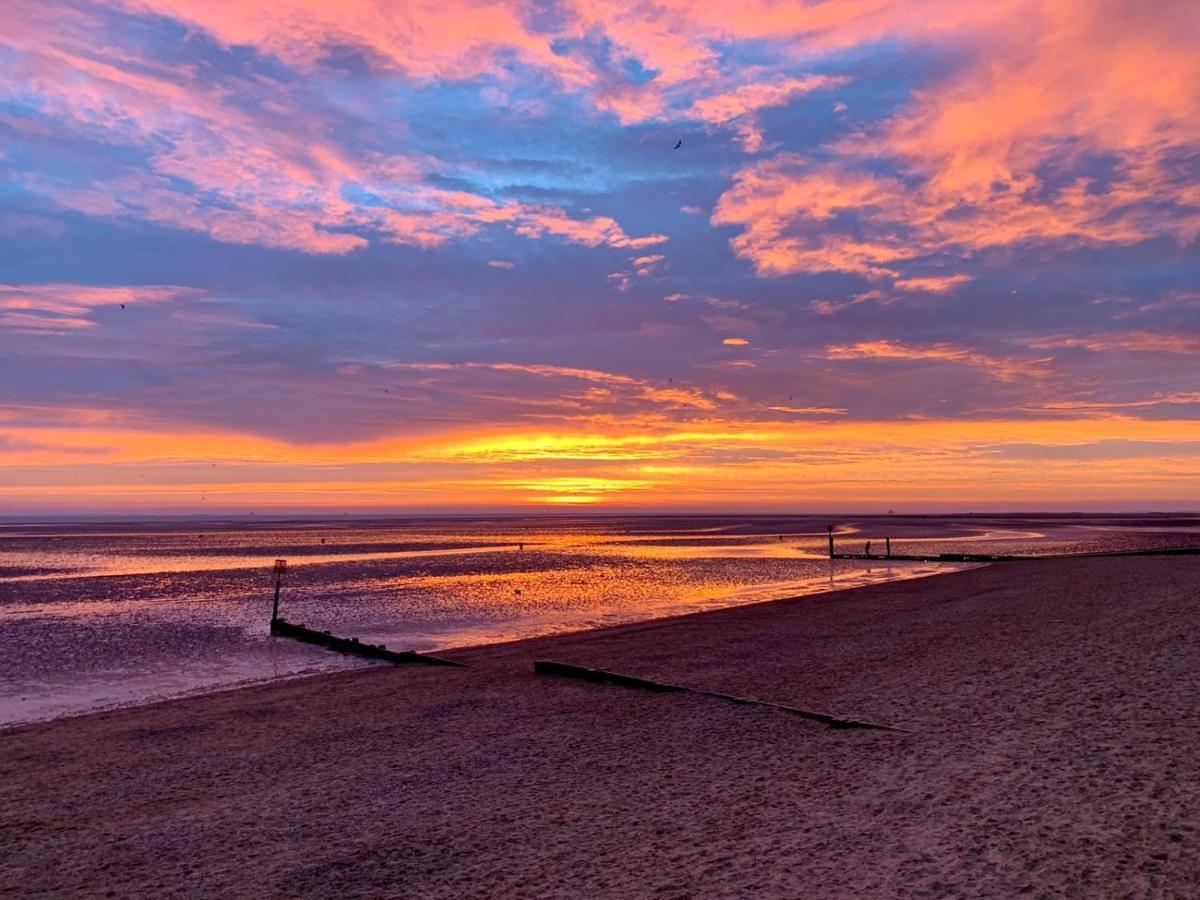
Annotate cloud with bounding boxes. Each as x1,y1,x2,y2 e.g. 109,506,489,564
384,361,718,410
10,0,1195,267
512,208,667,250
685,75,848,151
711,0,1200,279
2,1,665,256
0,283,197,333
1028,332,1200,355
632,253,665,275
767,406,848,416
824,340,1047,382
712,161,911,277
894,275,973,294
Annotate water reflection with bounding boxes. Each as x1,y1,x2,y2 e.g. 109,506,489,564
1,513,1196,726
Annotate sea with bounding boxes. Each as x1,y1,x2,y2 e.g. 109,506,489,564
2,513,1197,726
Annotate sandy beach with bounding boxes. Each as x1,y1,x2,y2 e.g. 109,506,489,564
2,556,1198,897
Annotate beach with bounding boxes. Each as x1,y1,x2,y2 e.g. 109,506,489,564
2,555,1198,897
6,513,1195,726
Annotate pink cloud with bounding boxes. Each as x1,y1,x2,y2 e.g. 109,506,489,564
3,1,665,255
513,208,667,250
0,283,197,333
711,0,1200,278
5,0,1197,275
685,75,848,151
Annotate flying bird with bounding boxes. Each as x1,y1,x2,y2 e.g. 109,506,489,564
673,139,682,150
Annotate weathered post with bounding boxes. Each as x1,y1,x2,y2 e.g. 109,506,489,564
827,525,834,558
886,537,892,558
271,558,287,624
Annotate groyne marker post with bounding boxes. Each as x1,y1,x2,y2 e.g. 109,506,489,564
272,558,287,624
827,525,834,559
886,537,891,558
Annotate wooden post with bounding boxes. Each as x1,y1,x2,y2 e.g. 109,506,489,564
827,525,834,558
886,537,891,558
271,558,287,624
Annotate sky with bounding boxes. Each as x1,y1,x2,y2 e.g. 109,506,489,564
1,0,1198,514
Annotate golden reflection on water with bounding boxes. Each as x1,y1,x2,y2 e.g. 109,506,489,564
2,515,1194,726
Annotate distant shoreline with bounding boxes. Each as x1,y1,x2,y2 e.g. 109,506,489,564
3,509,1200,525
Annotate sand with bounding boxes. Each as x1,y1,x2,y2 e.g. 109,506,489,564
2,556,1198,897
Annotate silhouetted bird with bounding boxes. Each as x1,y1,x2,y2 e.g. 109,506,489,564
673,139,682,149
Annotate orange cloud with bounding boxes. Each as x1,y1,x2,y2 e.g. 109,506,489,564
824,340,1048,382
710,0,1200,278
383,361,717,410
893,274,973,294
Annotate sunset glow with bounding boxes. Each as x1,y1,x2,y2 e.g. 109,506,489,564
2,0,1198,513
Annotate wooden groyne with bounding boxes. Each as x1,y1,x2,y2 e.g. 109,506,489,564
266,557,464,667
270,618,466,667
533,660,910,732
830,546,1200,563
823,527,1200,563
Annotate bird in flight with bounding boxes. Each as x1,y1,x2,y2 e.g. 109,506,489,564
673,139,682,150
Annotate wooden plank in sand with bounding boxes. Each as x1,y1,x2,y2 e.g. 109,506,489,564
271,618,466,667
533,660,910,732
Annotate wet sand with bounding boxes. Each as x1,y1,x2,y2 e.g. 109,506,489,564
2,556,1198,897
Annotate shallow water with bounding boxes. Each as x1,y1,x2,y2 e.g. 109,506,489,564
1,513,1196,726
